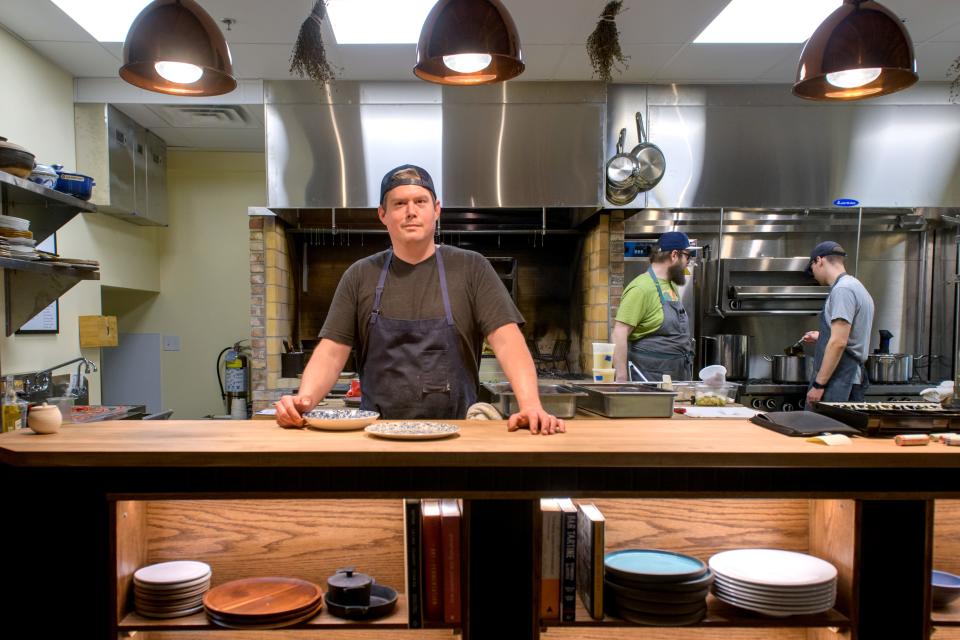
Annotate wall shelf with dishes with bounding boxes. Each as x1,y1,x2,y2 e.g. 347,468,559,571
0,170,100,336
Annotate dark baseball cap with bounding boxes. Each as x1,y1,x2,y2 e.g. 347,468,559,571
379,164,437,204
805,241,847,276
656,231,700,253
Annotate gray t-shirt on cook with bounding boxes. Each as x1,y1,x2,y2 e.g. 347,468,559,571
824,274,875,383
319,245,524,391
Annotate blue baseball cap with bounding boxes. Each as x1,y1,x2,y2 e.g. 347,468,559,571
379,164,436,204
804,241,847,276
656,231,699,253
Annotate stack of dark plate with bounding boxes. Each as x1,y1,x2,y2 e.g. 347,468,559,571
203,576,323,629
134,560,211,618
603,549,712,625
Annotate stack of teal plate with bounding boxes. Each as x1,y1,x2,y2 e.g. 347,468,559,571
603,549,712,625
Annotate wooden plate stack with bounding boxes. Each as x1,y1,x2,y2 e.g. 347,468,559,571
134,560,212,618
203,577,323,629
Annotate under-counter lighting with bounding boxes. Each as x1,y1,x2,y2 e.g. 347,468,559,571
695,0,840,43
50,0,152,42
326,0,436,44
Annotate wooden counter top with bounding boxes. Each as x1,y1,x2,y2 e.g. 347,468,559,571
1,418,958,469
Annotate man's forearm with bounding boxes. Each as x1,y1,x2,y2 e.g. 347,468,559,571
488,324,542,411
298,338,352,403
612,322,631,382
815,339,847,385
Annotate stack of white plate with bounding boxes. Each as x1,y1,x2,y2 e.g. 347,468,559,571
134,560,212,618
708,549,837,617
0,214,29,231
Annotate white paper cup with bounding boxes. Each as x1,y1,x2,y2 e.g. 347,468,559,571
592,343,615,369
592,368,615,383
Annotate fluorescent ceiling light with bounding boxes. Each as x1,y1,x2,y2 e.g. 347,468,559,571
326,0,437,44
695,0,841,43
50,0,152,42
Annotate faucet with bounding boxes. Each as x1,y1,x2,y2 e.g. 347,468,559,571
30,357,98,397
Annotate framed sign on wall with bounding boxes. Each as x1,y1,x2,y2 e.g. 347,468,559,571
16,234,59,334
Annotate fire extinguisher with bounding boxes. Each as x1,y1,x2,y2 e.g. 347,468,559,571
219,340,250,419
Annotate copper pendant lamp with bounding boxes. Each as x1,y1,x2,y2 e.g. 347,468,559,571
793,0,917,101
120,0,237,97
414,0,524,85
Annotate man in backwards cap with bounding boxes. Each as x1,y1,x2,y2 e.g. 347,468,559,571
799,241,875,405
275,165,564,434
612,231,699,382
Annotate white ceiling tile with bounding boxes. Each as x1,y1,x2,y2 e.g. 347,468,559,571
656,44,803,82
615,44,685,81
337,44,417,81
229,43,304,80
617,0,731,45
27,40,122,77
114,104,168,128
885,0,960,43
755,48,804,83
516,45,567,81
915,42,960,80
551,46,597,81
0,0,93,41
930,21,960,43
195,0,309,45
508,0,598,45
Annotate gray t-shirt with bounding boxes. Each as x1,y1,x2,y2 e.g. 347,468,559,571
824,274,875,383
319,245,524,390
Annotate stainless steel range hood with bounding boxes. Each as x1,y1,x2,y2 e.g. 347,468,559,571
265,81,605,209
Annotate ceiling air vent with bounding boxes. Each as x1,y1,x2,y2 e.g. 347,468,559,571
154,105,254,128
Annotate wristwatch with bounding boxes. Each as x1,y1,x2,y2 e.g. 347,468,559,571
811,380,827,390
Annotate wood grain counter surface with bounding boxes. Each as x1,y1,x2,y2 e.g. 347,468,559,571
1,418,959,469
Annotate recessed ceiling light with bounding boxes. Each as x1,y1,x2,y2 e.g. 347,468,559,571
326,0,437,44
50,0,152,42
695,0,841,43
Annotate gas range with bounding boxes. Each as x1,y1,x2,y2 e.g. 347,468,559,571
737,380,930,412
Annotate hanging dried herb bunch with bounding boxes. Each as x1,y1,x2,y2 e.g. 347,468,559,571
587,1,630,83
949,54,960,104
289,0,338,84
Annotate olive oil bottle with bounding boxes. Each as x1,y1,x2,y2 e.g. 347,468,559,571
2,375,22,432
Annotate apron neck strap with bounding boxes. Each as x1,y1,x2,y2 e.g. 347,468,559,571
370,246,454,326
647,266,675,303
435,246,454,326
371,250,393,324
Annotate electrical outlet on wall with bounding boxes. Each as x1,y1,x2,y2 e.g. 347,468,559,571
163,335,181,351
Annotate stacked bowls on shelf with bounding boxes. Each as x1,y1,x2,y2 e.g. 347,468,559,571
709,549,837,617
203,576,323,629
134,560,211,618
603,549,712,625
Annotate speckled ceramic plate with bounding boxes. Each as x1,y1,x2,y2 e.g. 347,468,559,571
364,422,460,440
304,409,379,431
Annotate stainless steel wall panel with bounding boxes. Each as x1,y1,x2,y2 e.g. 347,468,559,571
440,103,603,207
610,83,960,209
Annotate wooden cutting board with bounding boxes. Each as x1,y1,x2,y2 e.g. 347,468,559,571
203,577,322,618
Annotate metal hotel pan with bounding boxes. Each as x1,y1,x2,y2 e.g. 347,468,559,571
570,383,676,418
481,382,586,419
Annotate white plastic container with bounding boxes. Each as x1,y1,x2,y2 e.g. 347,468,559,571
592,368,616,383
591,343,616,369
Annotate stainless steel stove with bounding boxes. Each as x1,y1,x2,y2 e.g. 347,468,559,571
737,380,930,412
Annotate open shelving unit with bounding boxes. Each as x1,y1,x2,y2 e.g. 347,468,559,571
0,170,100,335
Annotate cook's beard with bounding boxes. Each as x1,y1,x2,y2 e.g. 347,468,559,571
668,262,686,286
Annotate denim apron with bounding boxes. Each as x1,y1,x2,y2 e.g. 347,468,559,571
810,274,868,402
628,267,694,381
359,246,476,419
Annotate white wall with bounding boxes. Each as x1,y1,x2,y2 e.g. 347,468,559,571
104,150,263,418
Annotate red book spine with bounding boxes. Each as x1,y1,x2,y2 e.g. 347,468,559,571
421,499,443,622
440,499,462,624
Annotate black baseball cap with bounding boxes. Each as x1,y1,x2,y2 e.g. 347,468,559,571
805,241,847,276
379,164,437,204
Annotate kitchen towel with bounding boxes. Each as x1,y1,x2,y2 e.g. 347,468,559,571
466,402,502,420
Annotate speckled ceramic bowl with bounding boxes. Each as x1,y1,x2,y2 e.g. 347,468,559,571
303,408,378,431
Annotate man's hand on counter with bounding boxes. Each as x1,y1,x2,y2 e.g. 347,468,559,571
275,394,314,428
507,405,566,435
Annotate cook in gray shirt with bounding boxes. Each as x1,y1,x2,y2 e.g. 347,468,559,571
800,241,876,403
